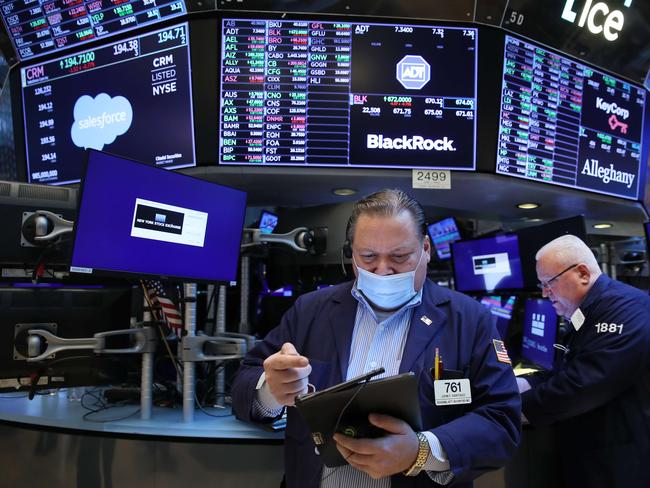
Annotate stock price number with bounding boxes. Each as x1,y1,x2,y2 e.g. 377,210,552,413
113,39,139,56
158,26,186,45
59,51,95,70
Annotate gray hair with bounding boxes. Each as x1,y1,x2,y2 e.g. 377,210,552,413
535,234,600,274
347,189,427,244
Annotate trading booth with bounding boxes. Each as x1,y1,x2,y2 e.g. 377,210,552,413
0,0,648,486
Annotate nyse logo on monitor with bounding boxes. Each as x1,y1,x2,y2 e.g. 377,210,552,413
531,313,546,337
396,55,430,90
131,198,208,248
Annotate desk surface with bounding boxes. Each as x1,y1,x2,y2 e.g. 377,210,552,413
0,389,284,441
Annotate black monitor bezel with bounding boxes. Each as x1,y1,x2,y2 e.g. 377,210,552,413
68,148,247,285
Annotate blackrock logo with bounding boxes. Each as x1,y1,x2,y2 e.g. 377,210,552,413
581,158,635,188
367,134,455,151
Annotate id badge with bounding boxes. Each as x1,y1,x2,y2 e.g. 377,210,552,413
434,379,472,406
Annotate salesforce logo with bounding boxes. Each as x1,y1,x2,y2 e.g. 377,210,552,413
367,134,456,151
70,93,133,150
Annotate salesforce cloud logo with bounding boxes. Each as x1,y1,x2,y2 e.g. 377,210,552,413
70,93,133,150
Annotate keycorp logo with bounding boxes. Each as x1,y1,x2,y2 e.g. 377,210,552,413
367,134,455,151
595,97,630,119
396,55,430,90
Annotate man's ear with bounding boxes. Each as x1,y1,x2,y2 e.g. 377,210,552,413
577,263,591,284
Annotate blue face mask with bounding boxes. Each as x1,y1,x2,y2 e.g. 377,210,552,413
355,250,424,310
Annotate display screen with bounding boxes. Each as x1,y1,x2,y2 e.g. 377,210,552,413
521,298,557,370
219,18,477,169
451,234,524,292
479,295,516,339
0,0,186,61
496,35,646,200
21,23,195,185
70,150,247,283
428,217,461,260
259,210,278,234
501,0,650,84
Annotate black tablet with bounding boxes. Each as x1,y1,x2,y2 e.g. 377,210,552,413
294,370,422,467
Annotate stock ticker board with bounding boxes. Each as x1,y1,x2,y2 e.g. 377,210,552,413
497,35,646,200
219,19,478,170
21,23,195,184
0,0,186,60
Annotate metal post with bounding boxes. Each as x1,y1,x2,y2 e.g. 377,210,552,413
216,284,226,406
239,256,250,334
183,283,197,422
141,295,153,420
140,351,153,420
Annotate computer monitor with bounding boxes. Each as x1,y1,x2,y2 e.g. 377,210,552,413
521,298,557,371
69,150,247,284
496,34,646,201
0,284,136,393
517,216,587,290
428,217,461,260
219,17,478,170
451,234,524,292
0,0,186,62
479,295,516,339
259,210,279,234
19,23,195,185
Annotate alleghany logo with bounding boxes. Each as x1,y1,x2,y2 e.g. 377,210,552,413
581,158,635,189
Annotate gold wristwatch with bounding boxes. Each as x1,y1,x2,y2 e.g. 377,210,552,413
403,432,429,477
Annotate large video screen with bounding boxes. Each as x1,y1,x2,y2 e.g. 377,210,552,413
0,0,186,61
219,18,477,170
451,234,524,292
496,35,646,200
70,150,247,283
21,23,195,185
521,298,557,370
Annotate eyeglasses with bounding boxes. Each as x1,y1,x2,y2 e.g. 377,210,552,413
537,263,579,290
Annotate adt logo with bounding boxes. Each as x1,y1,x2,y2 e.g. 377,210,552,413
396,55,430,90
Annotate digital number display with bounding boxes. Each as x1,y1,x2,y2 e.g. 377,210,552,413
0,0,186,60
219,19,477,170
21,23,195,185
497,36,646,200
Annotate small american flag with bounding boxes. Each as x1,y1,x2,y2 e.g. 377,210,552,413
144,280,183,336
493,339,511,364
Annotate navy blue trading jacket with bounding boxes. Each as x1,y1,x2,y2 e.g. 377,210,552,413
522,274,650,488
232,279,521,488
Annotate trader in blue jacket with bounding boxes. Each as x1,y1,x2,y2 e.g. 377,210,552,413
518,234,650,488
232,189,521,488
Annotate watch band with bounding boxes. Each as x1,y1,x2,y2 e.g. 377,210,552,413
403,432,429,477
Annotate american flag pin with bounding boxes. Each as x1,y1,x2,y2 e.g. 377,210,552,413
420,315,432,326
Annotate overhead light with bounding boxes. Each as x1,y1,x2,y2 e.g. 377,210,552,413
527,218,543,222
333,188,357,196
593,223,613,229
516,202,540,210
